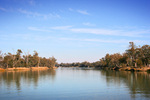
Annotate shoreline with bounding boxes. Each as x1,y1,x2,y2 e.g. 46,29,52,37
1,66,150,72
0,67,57,72
103,67,150,72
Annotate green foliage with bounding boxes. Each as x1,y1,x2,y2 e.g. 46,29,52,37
0,49,57,68
59,42,150,68
1,42,150,68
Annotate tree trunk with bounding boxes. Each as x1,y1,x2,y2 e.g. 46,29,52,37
135,62,137,67
37,57,40,67
7,63,8,68
26,55,28,67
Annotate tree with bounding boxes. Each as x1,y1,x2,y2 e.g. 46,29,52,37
40,57,47,67
140,45,150,67
47,57,56,68
126,42,137,67
119,53,128,67
79,61,90,67
0,51,3,67
33,51,40,67
23,51,30,67
105,54,111,67
110,53,122,67
11,49,23,67
3,53,12,68
0,49,57,68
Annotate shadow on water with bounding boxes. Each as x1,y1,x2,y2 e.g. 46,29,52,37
100,70,150,99
0,69,56,91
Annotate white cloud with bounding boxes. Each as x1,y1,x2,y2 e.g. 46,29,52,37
58,37,149,44
29,0,35,6
0,7,7,12
83,22,95,26
29,26,150,37
1,33,149,45
77,10,89,15
18,9,60,19
51,26,73,30
69,8,73,11
69,8,90,15
69,28,150,37
70,28,122,36
28,27,52,32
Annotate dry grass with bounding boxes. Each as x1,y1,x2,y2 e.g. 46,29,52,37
1,67,49,71
6,68,16,71
31,67,48,70
0,68,5,72
6,67,30,71
16,67,30,70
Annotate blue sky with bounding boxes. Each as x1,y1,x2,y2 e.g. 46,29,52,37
0,0,150,63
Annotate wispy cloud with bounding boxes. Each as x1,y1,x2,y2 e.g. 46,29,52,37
83,22,95,26
70,28,150,37
51,26,150,37
77,10,89,15
0,7,7,12
28,26,150,38
69,8,90,15
70,28,123,36
59,37,148,44
29,0,35,6
1,33,149,45
69,8,74,11
18,9,60,19
51,26,72,30
82,39,147,44
28,27,52,32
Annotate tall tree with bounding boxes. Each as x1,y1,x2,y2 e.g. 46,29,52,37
12,49,23,67
23,51,30,67
3,53,12,68
47,57,56,68
0,51,3,67
119,53,128,67
33,51,40,67
126,42,137,67
140,45,150,67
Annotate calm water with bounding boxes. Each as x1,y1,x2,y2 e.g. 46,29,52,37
0,67,150,100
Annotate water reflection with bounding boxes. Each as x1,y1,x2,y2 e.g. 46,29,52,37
100,70,150,99
0,68,150,100
0,69,56,91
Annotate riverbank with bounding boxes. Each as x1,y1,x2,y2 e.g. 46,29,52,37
109,67,150,72
0,67,57,72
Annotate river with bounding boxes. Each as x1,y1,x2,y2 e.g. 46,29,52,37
0,67,150,100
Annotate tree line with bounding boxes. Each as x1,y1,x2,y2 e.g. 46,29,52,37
0,50,56,68
60,42,150,68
